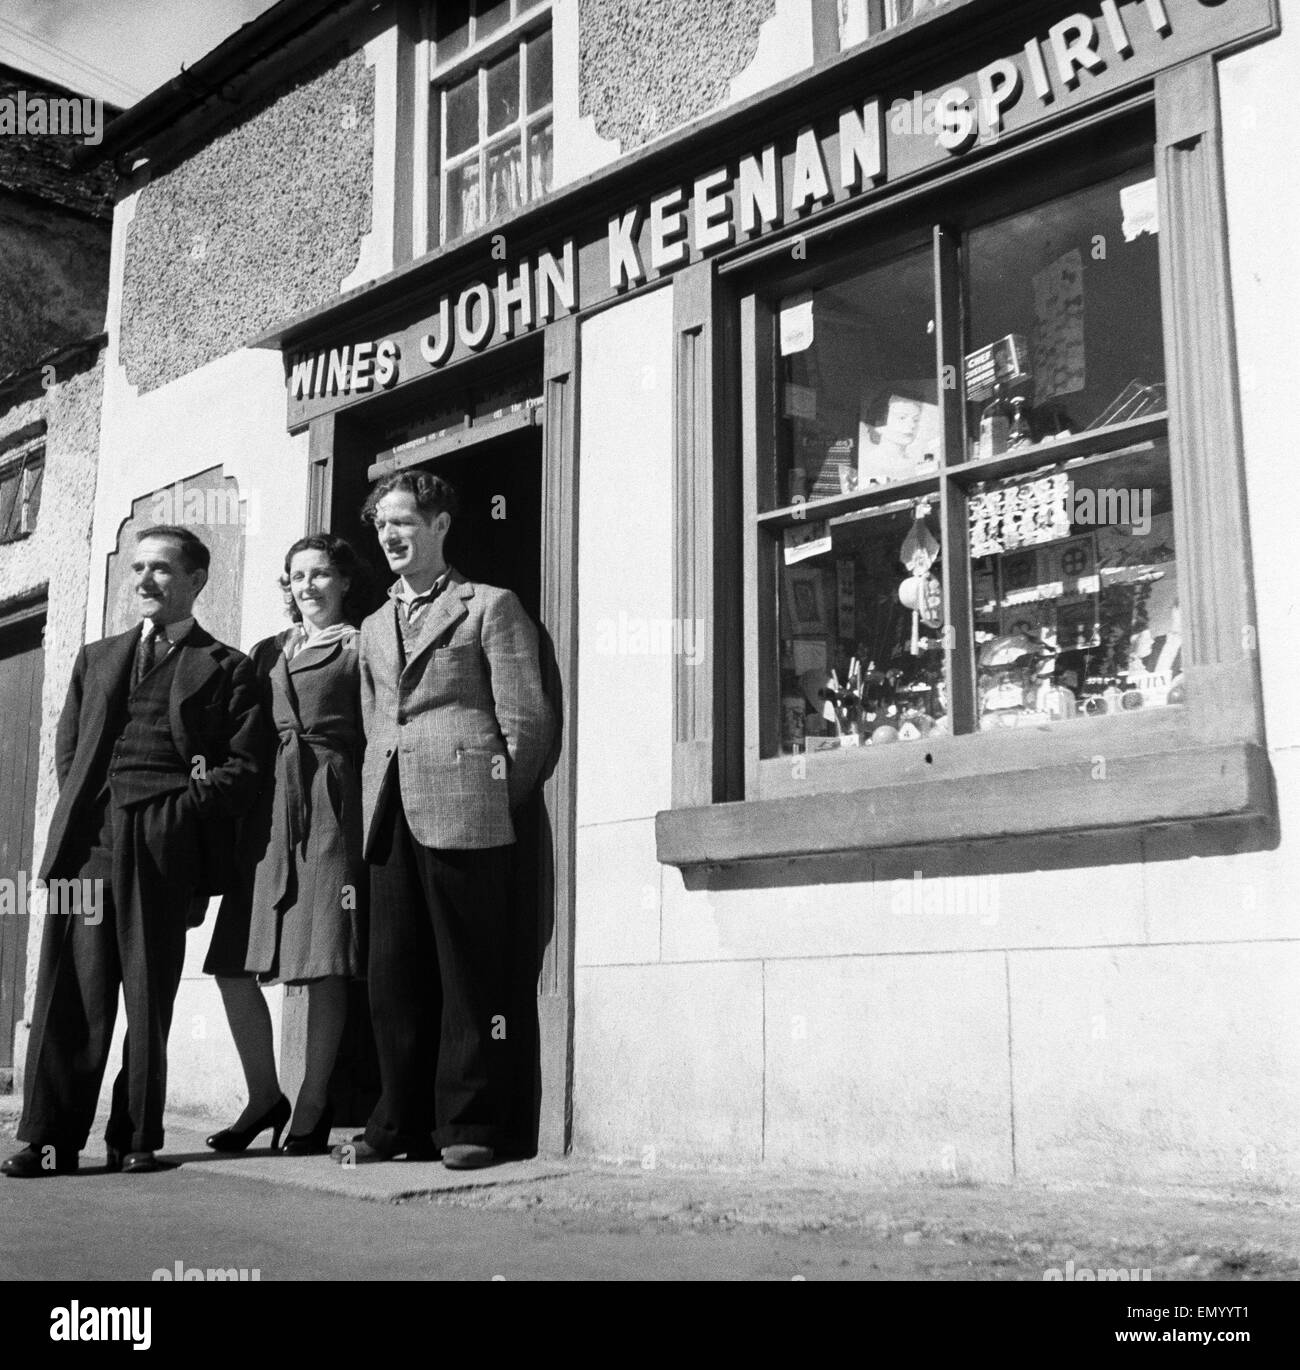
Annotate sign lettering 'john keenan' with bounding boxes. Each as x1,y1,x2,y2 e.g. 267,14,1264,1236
285,0,1267,418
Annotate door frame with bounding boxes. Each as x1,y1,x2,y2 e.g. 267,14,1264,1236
0,592,47,1088
301,319,580,1155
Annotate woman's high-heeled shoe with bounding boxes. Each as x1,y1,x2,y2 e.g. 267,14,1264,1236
281,1103,334,1157
205,1095,291,1153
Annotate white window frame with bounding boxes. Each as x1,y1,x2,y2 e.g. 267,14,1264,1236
422,1,553,250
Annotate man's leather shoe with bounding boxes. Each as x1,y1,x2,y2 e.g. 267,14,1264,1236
1,1145,78,1178
107,1147,165,1174
331,1138,439,1164
441,1144,495,1170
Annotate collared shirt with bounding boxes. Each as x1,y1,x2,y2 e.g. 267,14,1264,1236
142,615,195,652
136,615,194,680
389,570,450,656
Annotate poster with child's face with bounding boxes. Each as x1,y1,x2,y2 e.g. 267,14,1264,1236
857,392,941,487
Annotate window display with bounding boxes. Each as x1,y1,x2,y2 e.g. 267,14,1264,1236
756,153,1179,763
776,502,947,753
971,442,1180,727
774,249,939,509
964,169,1165,456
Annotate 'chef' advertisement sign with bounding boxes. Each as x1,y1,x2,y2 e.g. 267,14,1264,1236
285,0,1274,429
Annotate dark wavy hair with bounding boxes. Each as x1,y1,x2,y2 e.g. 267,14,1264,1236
279,534,372,626
360,467,459,528
136,524,210,574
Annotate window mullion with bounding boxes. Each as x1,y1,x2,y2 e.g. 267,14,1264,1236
934,223,977,734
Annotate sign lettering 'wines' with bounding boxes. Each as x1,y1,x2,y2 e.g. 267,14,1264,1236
285,0,1270,422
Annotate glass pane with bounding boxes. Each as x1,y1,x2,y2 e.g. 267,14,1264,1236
23,460,43,531
444,72,479,158
475,0,512,40
964,167,1164,459
774,247,938,512
0,472,19,541
486,49,520,135
445,157,482,241
969,440,1182,728
527,119,552,199
526,27,552,110
484,137,523,223
434,0,470,61
775,502,948,755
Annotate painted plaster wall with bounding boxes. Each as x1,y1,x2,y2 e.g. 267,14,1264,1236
0,354,104,1079
118,49,374,396
569,25,1300,1187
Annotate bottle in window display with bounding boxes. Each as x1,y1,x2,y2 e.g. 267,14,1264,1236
1008,395,1033,450
978,380,1013,461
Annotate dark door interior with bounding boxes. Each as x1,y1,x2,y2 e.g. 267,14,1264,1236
324,424,548,1155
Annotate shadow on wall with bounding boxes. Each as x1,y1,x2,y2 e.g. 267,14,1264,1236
103,466,246,645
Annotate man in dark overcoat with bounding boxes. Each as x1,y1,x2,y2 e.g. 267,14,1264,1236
2,525,268,1177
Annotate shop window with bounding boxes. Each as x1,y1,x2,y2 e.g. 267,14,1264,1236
761,160,1174,764
432,1,552,244
0,447,43,543
651,61,1266,866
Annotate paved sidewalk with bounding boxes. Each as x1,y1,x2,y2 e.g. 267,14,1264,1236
4,1095,1298,1280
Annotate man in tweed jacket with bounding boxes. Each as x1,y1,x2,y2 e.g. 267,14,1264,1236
340,468,552,1170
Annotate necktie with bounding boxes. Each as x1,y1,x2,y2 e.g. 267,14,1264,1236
135,628,161,686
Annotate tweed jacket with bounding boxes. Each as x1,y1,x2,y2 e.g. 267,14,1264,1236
358,568,553,853
39,622,270,894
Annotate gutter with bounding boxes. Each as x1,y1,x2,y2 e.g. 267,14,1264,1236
71,0,369,169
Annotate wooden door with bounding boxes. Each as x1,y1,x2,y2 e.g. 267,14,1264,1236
0,612,44,1081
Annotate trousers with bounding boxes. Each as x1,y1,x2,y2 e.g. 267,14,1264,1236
18,792,195,1156
364,787,514,1154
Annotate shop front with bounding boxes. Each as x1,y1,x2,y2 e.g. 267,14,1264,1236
248,0,1293,1182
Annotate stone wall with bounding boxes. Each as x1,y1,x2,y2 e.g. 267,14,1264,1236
0,199,111,379
0,66,114,379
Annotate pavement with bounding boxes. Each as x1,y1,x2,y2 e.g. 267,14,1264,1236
2,1093,1299,1281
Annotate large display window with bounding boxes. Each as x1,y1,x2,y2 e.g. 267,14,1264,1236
657,89,1269,866
760,148,1177,762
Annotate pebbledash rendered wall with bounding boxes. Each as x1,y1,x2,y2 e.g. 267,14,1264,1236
568,18,1300,1186
2,349,106,1083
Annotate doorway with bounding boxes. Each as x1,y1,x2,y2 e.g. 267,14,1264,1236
321,418,550,1157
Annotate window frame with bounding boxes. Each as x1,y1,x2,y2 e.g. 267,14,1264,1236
429,1,553,247
750,136,1171,779
0,443,44,545
656,60,1271,869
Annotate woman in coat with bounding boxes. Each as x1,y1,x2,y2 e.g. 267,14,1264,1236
202,534,369,1154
